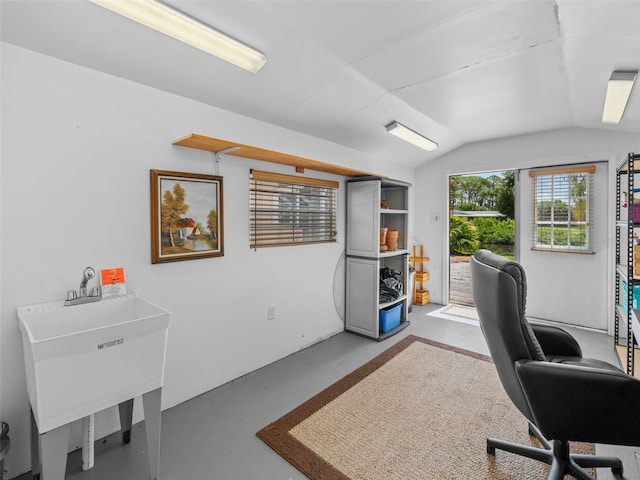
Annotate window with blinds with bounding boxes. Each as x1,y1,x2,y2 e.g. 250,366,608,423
530,165,595,253
250,170,338,248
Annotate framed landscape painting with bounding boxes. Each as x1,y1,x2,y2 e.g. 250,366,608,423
151,169,224,263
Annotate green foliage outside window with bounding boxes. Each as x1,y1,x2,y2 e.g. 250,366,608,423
534,172,590,250
472,217,515,245
535,226,587,247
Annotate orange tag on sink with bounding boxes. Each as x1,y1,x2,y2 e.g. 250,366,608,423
100,268,127,298
101,268,125,285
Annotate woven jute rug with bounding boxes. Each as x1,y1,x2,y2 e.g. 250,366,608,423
257,335,595,480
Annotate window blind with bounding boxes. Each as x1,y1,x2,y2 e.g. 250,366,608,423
250,170,338,248
530,165,595,253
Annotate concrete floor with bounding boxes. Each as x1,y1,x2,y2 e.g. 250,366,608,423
15,304,640,480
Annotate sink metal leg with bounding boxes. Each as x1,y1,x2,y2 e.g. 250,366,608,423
142,388,162,480
118,399,134,445
29,411,41,480
36,422,70,480
29,389,161,480
81,414,94,471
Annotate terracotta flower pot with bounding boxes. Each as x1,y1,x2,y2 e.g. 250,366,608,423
386,230,399,251
380,227,389,252
380,227,388,244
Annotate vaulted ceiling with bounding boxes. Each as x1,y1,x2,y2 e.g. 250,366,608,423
2,1,639,167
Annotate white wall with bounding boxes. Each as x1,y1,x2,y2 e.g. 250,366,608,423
518,162,610,330
0,43,414,477
414,128,640,309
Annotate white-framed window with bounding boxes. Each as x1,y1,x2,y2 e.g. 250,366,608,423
530,164,595,253
249,170,338,248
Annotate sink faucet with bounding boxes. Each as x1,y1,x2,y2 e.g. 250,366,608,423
79,266,95,294
65,267,102,306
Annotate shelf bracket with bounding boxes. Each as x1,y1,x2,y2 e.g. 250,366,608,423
212,146,240,175
214,146,240,161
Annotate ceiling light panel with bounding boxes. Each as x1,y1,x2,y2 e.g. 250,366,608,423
386,121,438,152
89,0,267,73
602,71,637,124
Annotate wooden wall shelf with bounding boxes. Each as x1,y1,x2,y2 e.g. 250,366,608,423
172,133,383,178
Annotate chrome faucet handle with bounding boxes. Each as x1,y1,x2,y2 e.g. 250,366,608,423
80,267,96,289
65,267,102,306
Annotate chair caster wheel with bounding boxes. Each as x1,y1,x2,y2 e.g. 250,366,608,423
487,445,496,455
612,465,623,477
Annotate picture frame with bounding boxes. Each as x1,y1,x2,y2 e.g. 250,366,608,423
150,169,224,263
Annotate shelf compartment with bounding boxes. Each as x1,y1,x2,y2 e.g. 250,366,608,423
414,290,430,305
616,264,640,284
633,309,640,342
616,305,640,342
379,295,408,310
415,271,430,282
379,303,402,333
615,221,640,228
379,184,409,211
380,215,408,251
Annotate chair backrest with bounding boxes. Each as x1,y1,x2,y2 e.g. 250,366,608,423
470,249,546,421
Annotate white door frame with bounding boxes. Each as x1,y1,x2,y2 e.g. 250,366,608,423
444,169,519,305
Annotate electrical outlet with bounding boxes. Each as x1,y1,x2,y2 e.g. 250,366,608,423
268,305,276,320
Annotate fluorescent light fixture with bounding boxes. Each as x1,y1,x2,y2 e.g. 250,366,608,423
602,71,637,123
385,121,438,151
89,0,267,73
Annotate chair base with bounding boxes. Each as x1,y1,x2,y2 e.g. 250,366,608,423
487,423,623,480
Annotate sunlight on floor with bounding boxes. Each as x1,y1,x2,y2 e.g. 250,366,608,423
427,304,479,326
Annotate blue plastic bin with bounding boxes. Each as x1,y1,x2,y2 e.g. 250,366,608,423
379,303,402,333
621,279,640,313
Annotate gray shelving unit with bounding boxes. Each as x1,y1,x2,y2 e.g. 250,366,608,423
345,177,411,340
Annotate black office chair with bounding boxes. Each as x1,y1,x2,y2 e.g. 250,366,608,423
470,249,640,480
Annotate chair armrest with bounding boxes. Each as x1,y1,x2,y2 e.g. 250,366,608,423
515,359,640,446
530,323,582,357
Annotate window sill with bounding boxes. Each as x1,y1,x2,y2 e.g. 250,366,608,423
531,247,595,255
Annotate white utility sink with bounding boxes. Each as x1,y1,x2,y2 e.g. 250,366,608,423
18,293,171,433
